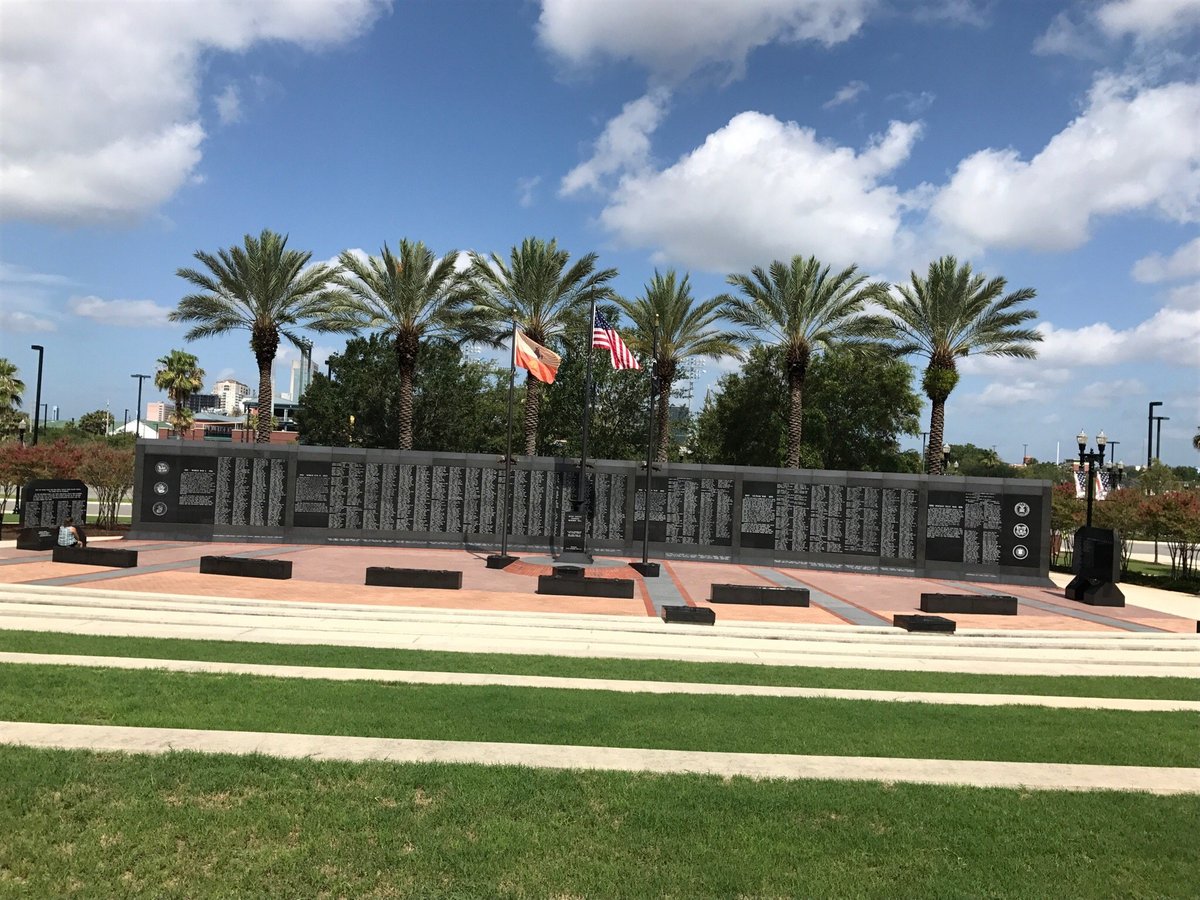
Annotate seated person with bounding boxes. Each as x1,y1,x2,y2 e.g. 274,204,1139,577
57,516,87,547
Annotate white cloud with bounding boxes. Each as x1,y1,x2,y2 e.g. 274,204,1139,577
1166,280,1200,309
0,310,57,333
537,0,871,81
0,0,388,225
516,175,542,207
1132,236,1200,283
0,262,74,287
959,379,1044,408
597,112,922,272
1096,0,1200,42
929,76,1200,252
1076,378,1147,408
823,80,868,109
887,90,936,114
561,88,670,195
214,85,242,125
914,0,990,27
68,295,175,327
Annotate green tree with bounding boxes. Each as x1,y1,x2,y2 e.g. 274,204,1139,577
172,229,355,443
875,256,1041,475
77,409,115,436
692,345,921,471
946,443,1016,478
467,238,615,455
297,335,508,453
616,270,744,462
154,349,205,438
0,358,25,439
329,240,493,450
722,255,889,468
78,445,135,530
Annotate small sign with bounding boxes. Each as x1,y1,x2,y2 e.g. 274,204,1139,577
563,511,586,552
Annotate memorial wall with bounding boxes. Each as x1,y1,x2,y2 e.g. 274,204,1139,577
132,442,1052,583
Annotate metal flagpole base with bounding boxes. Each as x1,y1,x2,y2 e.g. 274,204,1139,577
486,554,520,569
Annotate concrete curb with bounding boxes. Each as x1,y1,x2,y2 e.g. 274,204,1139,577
3,721,1196,794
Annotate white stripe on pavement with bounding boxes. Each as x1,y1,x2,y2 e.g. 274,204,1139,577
2,721,1196,795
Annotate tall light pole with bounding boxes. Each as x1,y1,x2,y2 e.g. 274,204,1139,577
1147,401,1162,467
131,373,151,437
1076,429,1106,528
29,344,44,445
1153,416,1169,463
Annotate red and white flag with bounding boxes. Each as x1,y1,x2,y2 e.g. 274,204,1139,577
593,310,640,370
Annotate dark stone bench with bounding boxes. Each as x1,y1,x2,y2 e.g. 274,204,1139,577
52,545,139,568
662,604,715,625
537,575,635,599
365,567,462,590
893,614,956,633
199,555,292,580
710,583,810,607
16,527,55,551
919,593,1018,615
553,565,586,578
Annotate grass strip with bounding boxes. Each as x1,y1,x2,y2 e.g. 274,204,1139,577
2,664,1197,767
0,628,1195,701
2,746,1198,898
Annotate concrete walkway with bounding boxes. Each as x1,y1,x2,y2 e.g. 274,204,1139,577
4,651,1197,712
3,721,1196,795
1,583,1197,677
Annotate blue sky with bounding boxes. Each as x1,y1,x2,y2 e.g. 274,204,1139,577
1,0,1197,465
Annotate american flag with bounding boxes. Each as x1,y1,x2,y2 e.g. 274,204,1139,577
593,310,640,370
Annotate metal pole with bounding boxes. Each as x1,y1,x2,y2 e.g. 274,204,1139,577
500,316,517,560
132,373,150,438
30,345,44,445
1147,401,1161,467
1084,452,1095,529
576,296,597,554
1154,416,1168,462
640,320,658,567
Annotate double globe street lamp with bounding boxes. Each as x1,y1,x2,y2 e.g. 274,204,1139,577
1067,428,1125,607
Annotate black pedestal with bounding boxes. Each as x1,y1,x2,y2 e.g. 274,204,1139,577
662,605,715,625
919,593,1018,615
710,583,810,606
629,562,660,577
52,545,139,568
537,575,635,598
365,567,462,590
16,527,55,551
199,555,292,579
485,554,519,569
893,614,956,633
1064,575,1125,607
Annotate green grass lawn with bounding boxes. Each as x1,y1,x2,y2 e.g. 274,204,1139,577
2,664,1196,767
1,628,1196,701
1,747,1196,898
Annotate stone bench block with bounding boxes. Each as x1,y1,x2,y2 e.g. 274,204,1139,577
710,583,810,606
52,545,139,568
365,567,462,590
537,575,635,599
893,614,956,633
200,555,292,580
919,593,1018,615
662,605,715,625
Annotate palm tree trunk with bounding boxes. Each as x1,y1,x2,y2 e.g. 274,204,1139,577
255,358,273,443
927,401,946,475
395,332,419,451
523,375,542,456
786,369,804,469
655,375,672,463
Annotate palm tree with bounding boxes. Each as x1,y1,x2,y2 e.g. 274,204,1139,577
875,256,1041,474
329,240,492,450
617,271,745,462
154,350,206,438
172,229,354,443
722,255,889,468
468,237,616,454
0,358,25,439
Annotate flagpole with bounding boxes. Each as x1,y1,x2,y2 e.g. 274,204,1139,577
638,317,659,573
575,294,597,558
488,313,519,569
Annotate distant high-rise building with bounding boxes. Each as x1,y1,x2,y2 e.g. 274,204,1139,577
146,401,174,421
213,379,251,415
286,358,318,401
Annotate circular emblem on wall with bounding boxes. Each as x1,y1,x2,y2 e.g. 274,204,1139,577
153,482,169,495
1012,544,1029,560
151,502,168,517
1013,502,1031,517
1013,523,1030,538
154,461,170,474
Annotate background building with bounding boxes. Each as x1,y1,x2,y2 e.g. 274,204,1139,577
213,379,250,415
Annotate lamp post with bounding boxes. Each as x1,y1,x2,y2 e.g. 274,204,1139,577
1147,401,1162,467
29,345,44,445
941,443,952,473
131,373,151,438
1076,429,1107,528
1152,416,1169,463
13,417,28,519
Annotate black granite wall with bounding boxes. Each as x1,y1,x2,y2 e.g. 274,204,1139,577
131,441,1051,584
